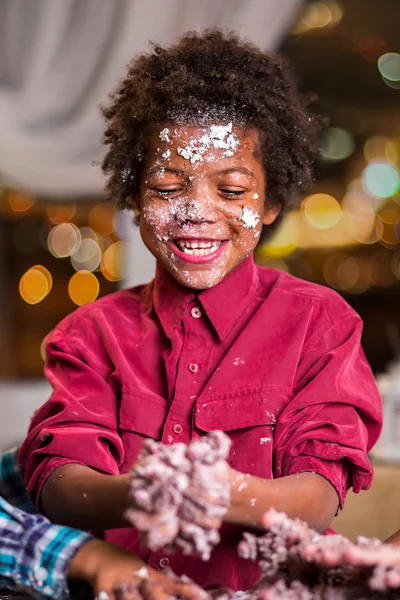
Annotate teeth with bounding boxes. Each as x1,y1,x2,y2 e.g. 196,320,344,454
176,240,221,256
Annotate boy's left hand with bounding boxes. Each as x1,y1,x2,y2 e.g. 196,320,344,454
68,538,208,600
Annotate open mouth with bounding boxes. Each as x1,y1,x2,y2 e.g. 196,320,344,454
174,239,222,256
169,238,228,263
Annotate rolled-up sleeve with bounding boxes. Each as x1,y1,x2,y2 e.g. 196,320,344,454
273,315,382,507
0,497,92,600
19,326,124,508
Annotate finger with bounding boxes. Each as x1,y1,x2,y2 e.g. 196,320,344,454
170,582,210,600
113,582,142,600
140,580,172,600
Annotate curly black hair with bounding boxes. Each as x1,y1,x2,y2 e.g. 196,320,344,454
101,29,322,226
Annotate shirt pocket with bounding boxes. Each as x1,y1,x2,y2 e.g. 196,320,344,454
119,385,168,471
194,386,288,480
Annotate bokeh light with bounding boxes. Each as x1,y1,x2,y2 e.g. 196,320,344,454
358,36,389,63
301,194,342,229
367,251,396,286
259,212,300,257
47,203,76,224
377,210,400,248
88,203,115,236
362,161,400,198
378,53,400,82
323,254,370,294
292,1,343,34
392,252,400,280
255,257,289,272
301,2,333,29
68,271,100,306
101,241,125,281
321,127,355,162
19,266,52,305
7,190,34,213
342,188,376,222
71,238,102,272
346,217,382,245
364,136,398,165
48,223,81,258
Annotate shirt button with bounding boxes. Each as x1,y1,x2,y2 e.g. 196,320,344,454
173,424,184,434
159,557,170,569
188,363,199,373
191,307,202,319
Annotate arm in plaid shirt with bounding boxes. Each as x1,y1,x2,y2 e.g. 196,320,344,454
0,447,93,600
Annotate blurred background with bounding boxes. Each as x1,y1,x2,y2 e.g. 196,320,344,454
0,0,399,540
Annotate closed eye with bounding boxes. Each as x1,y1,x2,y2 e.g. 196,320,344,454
152,187,182,198
219,189,246,199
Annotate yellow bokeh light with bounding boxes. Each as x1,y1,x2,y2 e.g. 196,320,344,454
7,190,34,213
68,271,100,306
101,241,125,281
88,203,115,236
48,223,81,258
378,208,400,225
301,2,332,28
47,203,76,224
259,212,300,258
364,136,398,165
302,194,341,229
19,267,52,305
346,216,382,245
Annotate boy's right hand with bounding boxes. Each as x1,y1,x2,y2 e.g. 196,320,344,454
68,538,209,600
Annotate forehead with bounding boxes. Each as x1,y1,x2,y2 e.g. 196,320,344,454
146,123,260,162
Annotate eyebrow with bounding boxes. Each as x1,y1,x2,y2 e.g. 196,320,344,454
215,167,256,179
147,166,185,177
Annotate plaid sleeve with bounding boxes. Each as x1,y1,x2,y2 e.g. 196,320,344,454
0,496,93,600
0,447,35,513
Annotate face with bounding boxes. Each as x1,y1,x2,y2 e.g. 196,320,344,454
139,123,280,290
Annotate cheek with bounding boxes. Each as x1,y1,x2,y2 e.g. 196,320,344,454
141,197,174,239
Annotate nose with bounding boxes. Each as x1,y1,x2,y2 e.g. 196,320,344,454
177,190,219,226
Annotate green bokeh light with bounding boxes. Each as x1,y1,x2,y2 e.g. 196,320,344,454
362,161,400,198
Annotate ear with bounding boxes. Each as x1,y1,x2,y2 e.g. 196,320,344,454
262,205,281,226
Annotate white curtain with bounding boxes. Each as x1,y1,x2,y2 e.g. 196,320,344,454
0,0,303,197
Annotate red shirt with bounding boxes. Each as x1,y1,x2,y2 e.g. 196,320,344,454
20,256,382,591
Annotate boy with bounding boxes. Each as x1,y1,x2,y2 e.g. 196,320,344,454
0,447,204,600
20,30,382,592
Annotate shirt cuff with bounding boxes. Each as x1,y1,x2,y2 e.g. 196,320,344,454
14,520,93,600
283,456,350,510
34,458,86,513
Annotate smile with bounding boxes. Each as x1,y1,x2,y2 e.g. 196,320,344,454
176,239,221,255
169,238,228,264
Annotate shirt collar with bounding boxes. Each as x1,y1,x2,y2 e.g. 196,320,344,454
198,255,258,341
152,256,259,342
152,262,195,339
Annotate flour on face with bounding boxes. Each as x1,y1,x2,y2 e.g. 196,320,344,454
175,122,240,165
240,207,260,229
